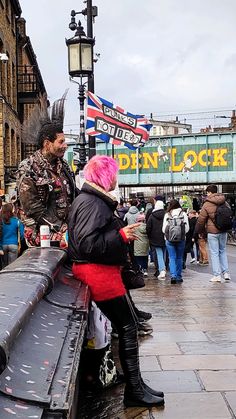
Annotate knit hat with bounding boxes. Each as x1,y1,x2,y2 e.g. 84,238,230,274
136,212,145,222
154,200,164,211
155,194,164,202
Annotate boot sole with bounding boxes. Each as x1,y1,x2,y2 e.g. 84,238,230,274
124,398,165,407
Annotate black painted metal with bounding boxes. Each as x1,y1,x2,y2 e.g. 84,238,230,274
0,395,44,418
0,248,66,373
0,249,89,418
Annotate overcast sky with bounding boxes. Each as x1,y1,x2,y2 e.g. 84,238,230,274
20,0,236,134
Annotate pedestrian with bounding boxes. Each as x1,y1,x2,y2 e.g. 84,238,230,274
162,199,189,284
16,93,77,247
0,203,24,268
195,184,231,282
197,232,209,266
146,195,164,275
68,155,164,408
146,199,166,280
183,209,198,268
116,199,128,220
133,212,149,276
123,199,140,225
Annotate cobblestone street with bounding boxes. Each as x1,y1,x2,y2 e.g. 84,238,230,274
78,266,236,418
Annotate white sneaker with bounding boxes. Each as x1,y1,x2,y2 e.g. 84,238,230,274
210,275,221,282
143,269,148,277
223,272,231,280
190,258,196,263
158,270,166,280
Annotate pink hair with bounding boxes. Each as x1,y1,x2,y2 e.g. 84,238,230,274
84,155,119,191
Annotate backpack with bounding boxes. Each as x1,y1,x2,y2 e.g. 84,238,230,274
213,203,233,232
165,211,186,243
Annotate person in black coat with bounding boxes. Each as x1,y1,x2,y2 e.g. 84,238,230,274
68,155,164,408
183,210,198,268
146,200,166,280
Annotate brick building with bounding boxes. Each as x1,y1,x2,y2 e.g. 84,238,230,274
0,0,46,196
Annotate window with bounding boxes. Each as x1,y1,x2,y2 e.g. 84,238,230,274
4,123,10,166
11,129,16,165
12,62,16,108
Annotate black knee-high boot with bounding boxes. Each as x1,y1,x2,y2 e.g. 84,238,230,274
126,291,164,398
96,294,164,407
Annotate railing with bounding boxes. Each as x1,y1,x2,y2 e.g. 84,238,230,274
17,65,40,94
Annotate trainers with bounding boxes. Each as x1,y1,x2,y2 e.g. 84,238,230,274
138,321,153,336
171,277,177,284
136,309,152,321
223,272,231,280
190,258,196,263
210,275,221,282
142,269,148,277
158,270,166,280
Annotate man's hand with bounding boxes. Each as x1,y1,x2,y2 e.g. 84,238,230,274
122,223,141,241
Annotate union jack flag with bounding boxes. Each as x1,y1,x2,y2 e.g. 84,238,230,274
86,91,152,150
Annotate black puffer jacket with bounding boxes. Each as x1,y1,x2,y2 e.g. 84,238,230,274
146,209,165,247
68,181,128,265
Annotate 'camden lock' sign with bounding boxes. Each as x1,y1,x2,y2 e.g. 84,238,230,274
96,134,234,184
114,142,232,173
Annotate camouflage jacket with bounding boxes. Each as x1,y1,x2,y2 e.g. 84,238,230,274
16,150,77,244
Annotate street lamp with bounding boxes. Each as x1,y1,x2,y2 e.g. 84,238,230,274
66,18,94,171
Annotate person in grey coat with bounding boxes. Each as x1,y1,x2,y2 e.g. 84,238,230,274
124,200,140,225
134,212,149,276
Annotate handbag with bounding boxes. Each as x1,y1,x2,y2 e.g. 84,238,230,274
121,263,145,290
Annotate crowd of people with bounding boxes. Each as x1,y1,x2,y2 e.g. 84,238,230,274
117,194,210,284
0,92,233,409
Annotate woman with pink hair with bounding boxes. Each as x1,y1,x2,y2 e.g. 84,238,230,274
68,155,164,408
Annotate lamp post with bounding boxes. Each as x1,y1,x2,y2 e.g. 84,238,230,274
66,18,94,172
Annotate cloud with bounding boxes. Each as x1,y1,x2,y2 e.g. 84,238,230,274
20,0,236,132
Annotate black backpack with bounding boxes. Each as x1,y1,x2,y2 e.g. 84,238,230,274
213,203,233,232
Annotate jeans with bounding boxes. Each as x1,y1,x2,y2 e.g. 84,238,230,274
134,256,148,270
207,233,228,276
166,240,185,279
155,246,166,272
2,244,18,268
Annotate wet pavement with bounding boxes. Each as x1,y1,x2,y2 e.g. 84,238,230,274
78,264,236,419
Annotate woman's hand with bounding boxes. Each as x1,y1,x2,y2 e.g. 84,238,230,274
122,223,140,241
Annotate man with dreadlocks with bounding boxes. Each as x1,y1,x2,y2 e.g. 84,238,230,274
16,92,77,247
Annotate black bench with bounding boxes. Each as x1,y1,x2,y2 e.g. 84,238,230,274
0,247,89,418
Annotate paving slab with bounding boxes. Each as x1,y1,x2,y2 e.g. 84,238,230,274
148,321,186,331
159,354,236,370
184,322,236,331
225,392,236,417
206,330,236,342
199,370,236,391
179,341,236,355
132,393,232,419
139,341,181,356
142,370,202,393
151,330,208,342
140,355,161,372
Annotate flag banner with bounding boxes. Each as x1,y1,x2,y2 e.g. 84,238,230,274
86,91,152,150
